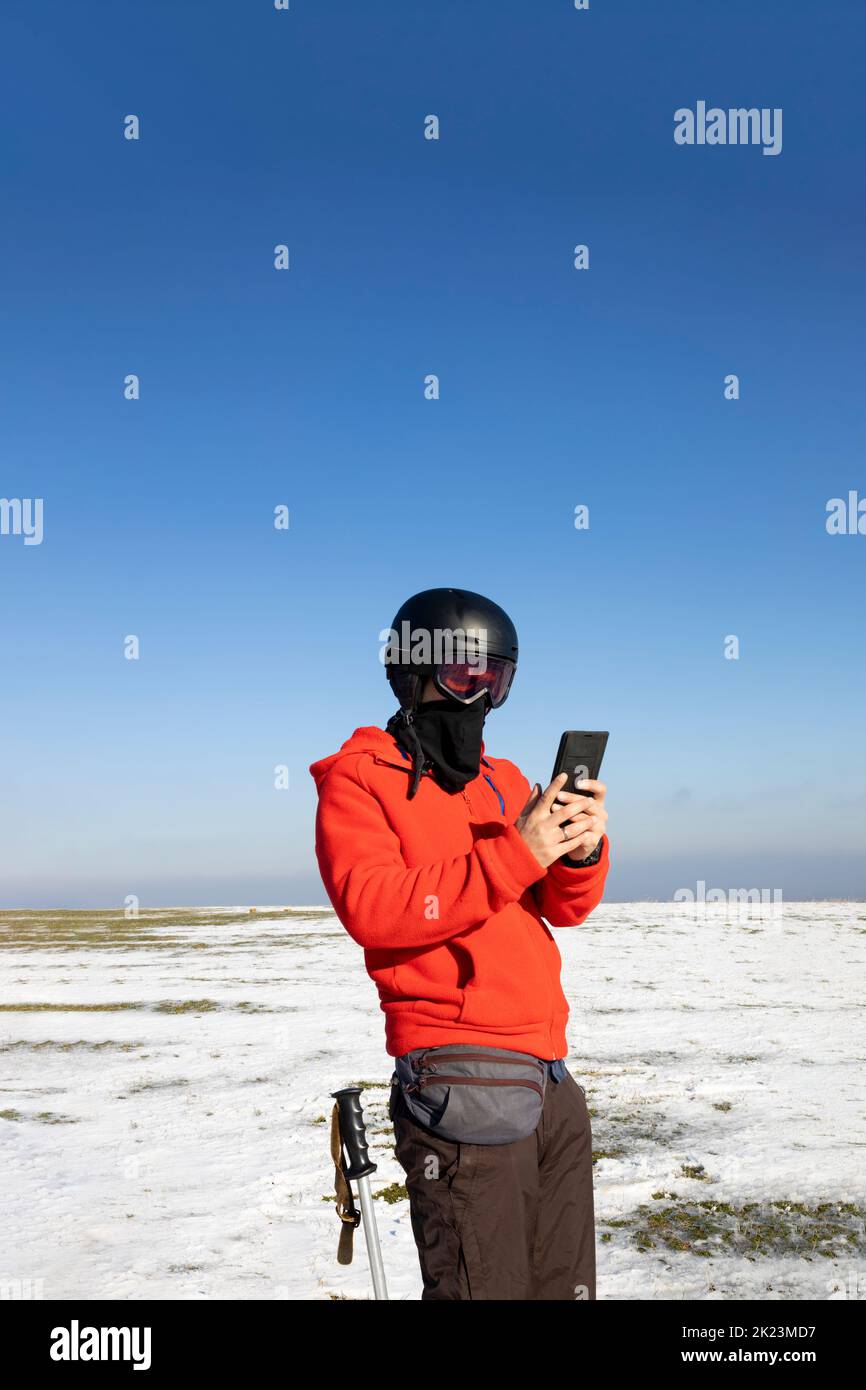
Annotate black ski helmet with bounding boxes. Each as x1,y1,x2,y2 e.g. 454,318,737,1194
383,587,518,713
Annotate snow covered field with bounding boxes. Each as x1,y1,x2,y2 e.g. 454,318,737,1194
1,903,864,1301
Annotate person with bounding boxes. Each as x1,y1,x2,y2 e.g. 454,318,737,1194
309,588,609,1300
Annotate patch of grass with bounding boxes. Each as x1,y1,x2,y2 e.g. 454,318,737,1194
152,999,218,1014
0,1108,76,1124
0,906,336,952
0,1002,142,1013
592,1148,626,1164
601,1199,866,1260
680,1163,711,1181
0,997,293,1018
0,1040,145,1052
373,1183,407,1204
126,1078,191,1094
713,1101,733,1112
233,1002,297,1014
591,1105,687,1158
574,1051,683,1070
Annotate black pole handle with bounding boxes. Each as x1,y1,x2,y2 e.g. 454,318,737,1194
331,1085,378,1181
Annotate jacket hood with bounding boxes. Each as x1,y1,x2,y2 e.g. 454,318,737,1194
309,726,405,790
309,723,490,790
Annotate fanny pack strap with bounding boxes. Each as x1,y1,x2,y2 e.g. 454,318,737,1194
398,1051,567,1083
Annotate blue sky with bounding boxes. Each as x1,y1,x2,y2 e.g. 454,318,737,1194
2,0,864,906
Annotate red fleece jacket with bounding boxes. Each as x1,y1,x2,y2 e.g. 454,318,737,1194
309,725,609,1060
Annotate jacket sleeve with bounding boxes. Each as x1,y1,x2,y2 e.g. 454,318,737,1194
531,834,610,927
501,760,610,928
315,760,547,950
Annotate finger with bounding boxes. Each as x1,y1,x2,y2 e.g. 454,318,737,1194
519,783,543,818
564,821,604,847
565,822,607,850
550,796,598,825
551,792,595,814
561,805,608,830
574,778,606,799
557,814,603,845
551,833,600,862
555,832,604,862
568,822,605,848
538,773,570,813
556,800,594,817
554,790,602,810
556,812,608,844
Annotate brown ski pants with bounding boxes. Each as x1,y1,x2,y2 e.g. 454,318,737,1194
389,1063,595,1300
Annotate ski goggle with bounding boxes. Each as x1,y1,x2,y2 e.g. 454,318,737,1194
433,657,516,708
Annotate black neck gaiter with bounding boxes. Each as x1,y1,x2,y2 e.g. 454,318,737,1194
387,698,487,798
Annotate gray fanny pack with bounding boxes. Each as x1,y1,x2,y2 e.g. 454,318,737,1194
393,1043,552,1145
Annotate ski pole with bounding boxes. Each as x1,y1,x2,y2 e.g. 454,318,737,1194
331,1085,389,1300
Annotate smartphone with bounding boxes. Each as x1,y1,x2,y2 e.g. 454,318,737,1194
551,731,609,799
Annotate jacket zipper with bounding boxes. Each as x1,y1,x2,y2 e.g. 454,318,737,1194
463,770,558,1058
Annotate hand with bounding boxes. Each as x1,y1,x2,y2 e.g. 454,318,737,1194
552,778,608,863
515,773,607,869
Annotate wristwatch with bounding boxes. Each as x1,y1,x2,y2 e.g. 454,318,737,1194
564,837,604,867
